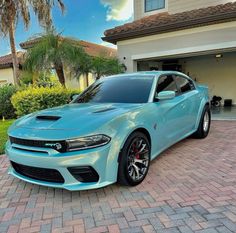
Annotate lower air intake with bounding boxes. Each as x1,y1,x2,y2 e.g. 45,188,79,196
11,161,65,184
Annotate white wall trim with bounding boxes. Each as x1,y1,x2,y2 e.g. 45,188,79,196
132,41,236,60
117,21,236,46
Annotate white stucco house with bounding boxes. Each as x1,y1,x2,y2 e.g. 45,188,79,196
103,0,236,105
0,52,24,86
20,38,117,90
0,39,116,90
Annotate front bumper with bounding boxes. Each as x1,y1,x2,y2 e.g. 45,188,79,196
5,141,117,191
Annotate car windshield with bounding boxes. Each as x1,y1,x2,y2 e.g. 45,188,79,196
74,75,154,104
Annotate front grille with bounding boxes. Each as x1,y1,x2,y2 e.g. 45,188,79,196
11,161,65,183
68,166,99,183
9,136,67,153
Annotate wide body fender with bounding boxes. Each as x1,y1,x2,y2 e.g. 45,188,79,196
194,92,210,129
103,112,156,183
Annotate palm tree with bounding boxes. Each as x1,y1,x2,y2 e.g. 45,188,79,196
74,55,125,87
0,0,65,85
24,31,86,87
92,56,125,80
74,53,93,87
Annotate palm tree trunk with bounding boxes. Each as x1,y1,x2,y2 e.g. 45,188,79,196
96,73,101,80
9,22,19,86
55,64,66,88
85,73,89,87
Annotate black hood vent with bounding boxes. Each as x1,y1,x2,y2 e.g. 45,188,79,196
36,115,61,121
93,108,116,113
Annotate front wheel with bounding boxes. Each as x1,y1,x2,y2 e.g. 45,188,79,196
118,132,151,186
193,105,211,139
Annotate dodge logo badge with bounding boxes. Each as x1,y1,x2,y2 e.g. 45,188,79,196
45,143,62,150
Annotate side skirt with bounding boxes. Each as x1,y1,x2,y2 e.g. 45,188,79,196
150,129,197,161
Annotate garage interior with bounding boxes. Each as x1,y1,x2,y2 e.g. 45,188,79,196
137,51,236,120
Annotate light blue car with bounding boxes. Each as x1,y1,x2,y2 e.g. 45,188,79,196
6,71,211,191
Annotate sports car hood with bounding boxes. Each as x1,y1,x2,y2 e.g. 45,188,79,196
12,103,142,131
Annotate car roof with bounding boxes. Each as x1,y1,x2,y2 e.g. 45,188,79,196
106,71,189,79
135,71,186,76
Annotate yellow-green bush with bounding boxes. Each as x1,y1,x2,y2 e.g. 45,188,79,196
11,87,80,117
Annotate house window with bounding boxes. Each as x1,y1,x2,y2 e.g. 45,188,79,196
145,0,165,12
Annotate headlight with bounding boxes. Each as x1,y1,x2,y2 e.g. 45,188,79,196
66,134,111,151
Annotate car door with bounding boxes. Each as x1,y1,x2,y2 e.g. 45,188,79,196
174,75,200,133
153,74,188,146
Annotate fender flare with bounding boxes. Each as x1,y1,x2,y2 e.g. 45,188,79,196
117,126,152,163
195,99,210,129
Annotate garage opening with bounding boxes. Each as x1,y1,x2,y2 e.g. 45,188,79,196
137,51,236,120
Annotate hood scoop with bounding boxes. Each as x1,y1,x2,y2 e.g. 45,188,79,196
93,107,116,113
36,115,61,121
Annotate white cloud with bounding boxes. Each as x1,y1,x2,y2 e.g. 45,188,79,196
101,0,133,21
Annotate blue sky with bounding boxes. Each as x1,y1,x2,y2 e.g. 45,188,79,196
0,0,133,55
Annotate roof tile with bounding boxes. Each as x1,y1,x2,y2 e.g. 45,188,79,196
103,2,236,43
0,52,24,69
20,37,117,58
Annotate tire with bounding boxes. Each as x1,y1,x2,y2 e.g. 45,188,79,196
118,132,151,186
193,105,211,139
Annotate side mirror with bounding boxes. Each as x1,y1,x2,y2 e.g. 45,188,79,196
156,91,175,100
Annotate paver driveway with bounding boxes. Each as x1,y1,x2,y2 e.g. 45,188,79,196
0,121,236,233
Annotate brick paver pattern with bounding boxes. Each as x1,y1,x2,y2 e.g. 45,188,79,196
0,121,236,233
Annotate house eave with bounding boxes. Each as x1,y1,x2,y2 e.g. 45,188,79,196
0,64,13,69
103,12,236,44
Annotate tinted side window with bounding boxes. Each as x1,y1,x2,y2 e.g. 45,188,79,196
156,75,178,95
175,76,194,94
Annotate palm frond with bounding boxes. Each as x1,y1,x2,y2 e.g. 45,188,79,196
24,31,92,86
18,0,30,29
28,0,65,29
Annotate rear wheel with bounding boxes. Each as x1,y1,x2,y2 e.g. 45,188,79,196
193,105,211,139
118,132,151,186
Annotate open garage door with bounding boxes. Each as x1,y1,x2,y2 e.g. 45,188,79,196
137,51,236,120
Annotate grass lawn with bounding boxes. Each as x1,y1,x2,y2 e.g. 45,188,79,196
0,120,15,155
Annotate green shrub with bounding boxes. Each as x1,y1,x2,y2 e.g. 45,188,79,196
35,74,60,88
0,85,17,119
11,86,80,117
19,71,33,86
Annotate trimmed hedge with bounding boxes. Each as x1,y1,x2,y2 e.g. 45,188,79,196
0,85,17,119
11,87,80,117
